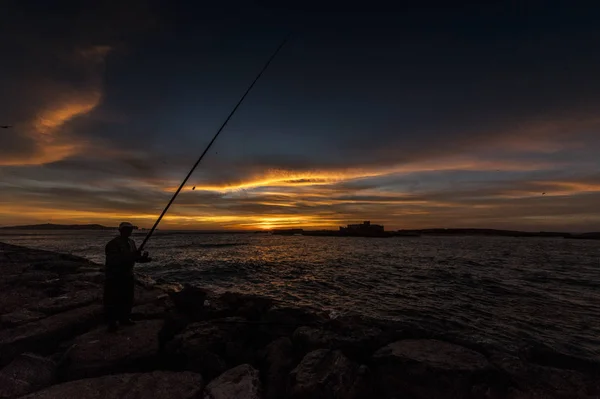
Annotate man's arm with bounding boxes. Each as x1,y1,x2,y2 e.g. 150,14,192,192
130,240,152,263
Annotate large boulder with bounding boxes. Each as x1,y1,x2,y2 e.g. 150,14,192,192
0,244,67,265
520,343,600,373
134,272,158,288
0,309,45,328
217,292,274,321
263,305,326,327
63,272,104,284
158,312,191,352
260,306,327,338
74,266,104,273
288,349,368,399
31,260,86,275
15,272,60,284
131,301,173,320
19,371,203,399
372,339,492,399
204,364,262,399
261,337,295,399
490,352,599,398
64,319,164,380
163,318,253,380
169,285,209,316
0,353,56,399
32,289,100,315
0,274,57,314
22,279,62,291
169,287,273,322
0,304,102,366
135,287,169,306
293,325,385,361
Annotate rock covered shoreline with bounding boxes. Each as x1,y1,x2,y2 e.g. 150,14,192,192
0,242,598,398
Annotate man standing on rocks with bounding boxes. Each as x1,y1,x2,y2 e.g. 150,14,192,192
104,222,152,332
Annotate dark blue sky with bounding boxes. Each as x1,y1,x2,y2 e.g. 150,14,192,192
1,1,600,230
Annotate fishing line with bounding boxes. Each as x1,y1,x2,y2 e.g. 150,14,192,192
139,34,291,251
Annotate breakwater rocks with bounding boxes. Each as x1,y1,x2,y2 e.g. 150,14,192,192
0,242,598,398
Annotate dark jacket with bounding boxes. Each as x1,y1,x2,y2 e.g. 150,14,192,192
105,236,140,277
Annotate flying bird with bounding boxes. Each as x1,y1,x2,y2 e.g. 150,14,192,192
0,125,12,128
192,186,196,191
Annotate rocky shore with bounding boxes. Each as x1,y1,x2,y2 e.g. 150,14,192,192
0,242,598,399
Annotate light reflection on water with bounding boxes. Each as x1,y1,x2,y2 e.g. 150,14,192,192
2,230,599,360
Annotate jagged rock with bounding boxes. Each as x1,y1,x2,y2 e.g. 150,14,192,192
288,349,368,399
261,337,294,399
0,286,49,315
0,274,20,285
520,343,600,373
490,352,599,398
60,280,100,292
0,353,56,399
131,301,173,320
74,266,103,273
32,290,100,315
204,364,262,399
293,325,385,360
158,312,191,352
218,291,274,321
19,371,203,399
0,309,45,328
134,273,156,288
57,253,88,262
0,304,102,367
164,317,259,380
169,285,208,309
64,319,164,380
16,272,60,283
24,279,62,290
372,339,491,399
0,244,59,264
63,272,104,284
135,287,168,306
171,288,274,322
263,305,326,326
31,261,84,275
155,282,184,293
260,306,327,337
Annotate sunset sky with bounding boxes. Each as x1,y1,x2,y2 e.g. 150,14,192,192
1,1,600,231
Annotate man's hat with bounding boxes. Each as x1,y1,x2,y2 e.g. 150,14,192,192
118,221,134,230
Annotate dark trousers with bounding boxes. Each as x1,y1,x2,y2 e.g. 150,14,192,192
103,274,135,324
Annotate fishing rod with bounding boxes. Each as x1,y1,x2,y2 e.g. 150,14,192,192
139,35,291,251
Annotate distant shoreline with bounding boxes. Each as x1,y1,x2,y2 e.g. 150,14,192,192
0,224,600,240
0,224,599,240
0,223,116,231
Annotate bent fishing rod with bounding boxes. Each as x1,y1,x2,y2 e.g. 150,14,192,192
139,36,290,251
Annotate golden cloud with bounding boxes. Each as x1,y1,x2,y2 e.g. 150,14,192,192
0,46,110,166
179,157,557,194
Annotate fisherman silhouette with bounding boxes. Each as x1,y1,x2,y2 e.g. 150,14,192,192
104,222,152,332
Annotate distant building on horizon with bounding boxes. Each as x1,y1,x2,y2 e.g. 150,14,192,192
340,221,385,234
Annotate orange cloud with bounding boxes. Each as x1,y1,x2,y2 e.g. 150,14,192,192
0,46,110,166
179,157,557,194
